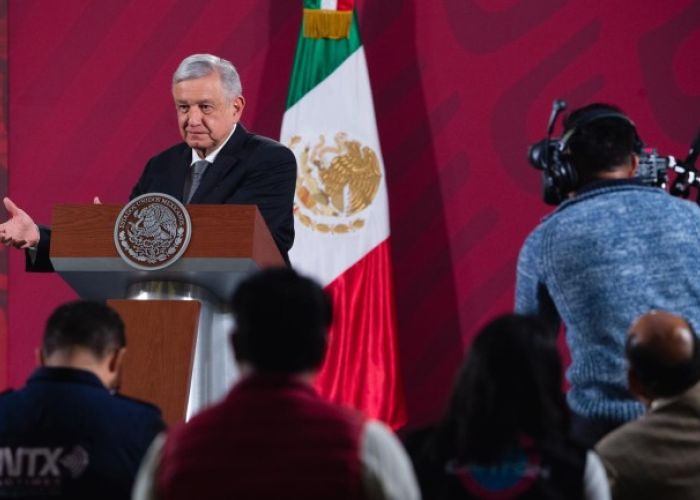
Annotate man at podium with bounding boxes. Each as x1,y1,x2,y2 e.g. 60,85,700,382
0,53,296,266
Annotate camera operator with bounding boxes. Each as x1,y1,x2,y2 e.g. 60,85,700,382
515,103,700,448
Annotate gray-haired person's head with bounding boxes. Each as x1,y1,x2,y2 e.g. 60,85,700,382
172,54,242,98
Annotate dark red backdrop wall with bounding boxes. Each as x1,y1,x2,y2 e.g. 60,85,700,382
3,0,698,428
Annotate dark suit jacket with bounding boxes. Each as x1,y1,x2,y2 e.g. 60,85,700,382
0,367,166,499
596,381,700,500
29,123,296,270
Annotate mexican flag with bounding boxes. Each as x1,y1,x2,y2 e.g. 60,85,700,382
280,0,407,429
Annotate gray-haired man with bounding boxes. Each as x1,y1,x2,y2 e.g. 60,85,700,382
0,53,296,265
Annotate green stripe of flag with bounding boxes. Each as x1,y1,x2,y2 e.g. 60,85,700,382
285,11,362,110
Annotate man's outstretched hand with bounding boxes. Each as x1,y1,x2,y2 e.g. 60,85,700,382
0,197,39,249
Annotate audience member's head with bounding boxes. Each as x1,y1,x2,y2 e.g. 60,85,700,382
435,314,567,464
563,102,641,179
40,300,127,390
626,310,700,403
230,267,332,374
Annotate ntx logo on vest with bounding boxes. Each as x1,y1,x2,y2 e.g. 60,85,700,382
0,446,89,488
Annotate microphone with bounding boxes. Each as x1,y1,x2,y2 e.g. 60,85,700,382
546,100,567,136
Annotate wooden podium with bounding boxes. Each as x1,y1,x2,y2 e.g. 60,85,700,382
50,203,283,426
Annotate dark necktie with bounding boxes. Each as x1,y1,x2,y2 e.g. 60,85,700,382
185,160,209,203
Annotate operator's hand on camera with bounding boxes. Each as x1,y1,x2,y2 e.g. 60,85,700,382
0,197,39,249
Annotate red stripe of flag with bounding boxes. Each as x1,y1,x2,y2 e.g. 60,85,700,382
314,239,407,429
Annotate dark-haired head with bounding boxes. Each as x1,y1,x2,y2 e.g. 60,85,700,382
563,103,640,181
434,314,568,464
627,311,700,401
43,300,126,358
41,300,127,389
231,267,332,374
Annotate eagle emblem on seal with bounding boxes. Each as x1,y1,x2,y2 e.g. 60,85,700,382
289,132,382,234
127,204,179,247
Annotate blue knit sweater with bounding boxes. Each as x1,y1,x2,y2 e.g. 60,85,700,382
515,180,700,422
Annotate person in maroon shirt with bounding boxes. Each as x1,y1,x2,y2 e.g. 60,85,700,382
133,267,419,500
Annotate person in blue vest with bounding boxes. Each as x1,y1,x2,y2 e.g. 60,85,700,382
0,300,165,499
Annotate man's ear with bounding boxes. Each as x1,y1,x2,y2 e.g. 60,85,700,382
108,347,127,374
628,153,640,177
232,95,246,119
628,367,652,407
